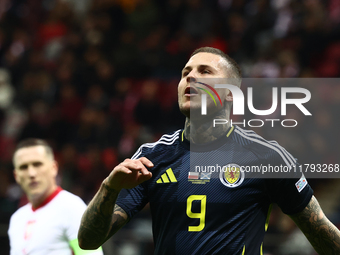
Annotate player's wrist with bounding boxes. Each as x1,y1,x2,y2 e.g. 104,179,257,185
102,178,122,193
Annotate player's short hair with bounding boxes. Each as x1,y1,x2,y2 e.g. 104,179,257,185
13,138,54,163
191,47,242,80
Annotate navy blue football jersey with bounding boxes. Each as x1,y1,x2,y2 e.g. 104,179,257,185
116,126,313,255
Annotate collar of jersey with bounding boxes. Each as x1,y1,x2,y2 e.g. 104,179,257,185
180,126,234,152
32,186,63,211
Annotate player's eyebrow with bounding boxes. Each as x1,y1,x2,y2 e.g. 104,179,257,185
181,64,215,74
198,64,214,70
17,160,43,170
18,163,28,170
182,66,192,74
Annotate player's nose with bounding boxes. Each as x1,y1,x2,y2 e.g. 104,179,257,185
27,165,37,177
186,76,197,84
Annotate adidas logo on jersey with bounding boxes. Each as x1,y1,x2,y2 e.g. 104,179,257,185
156,168,177,183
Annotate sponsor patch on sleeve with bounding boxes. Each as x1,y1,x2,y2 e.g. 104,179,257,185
295,174,308,193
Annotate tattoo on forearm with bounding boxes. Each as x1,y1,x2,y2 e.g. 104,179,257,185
290,196,340,255
78,183,128,249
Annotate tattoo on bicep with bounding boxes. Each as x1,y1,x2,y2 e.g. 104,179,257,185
106,205,129,239
290,196,340,254
114,204,128,216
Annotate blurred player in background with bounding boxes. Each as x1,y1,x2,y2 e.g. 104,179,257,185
78,47,340,254
8,138,103,255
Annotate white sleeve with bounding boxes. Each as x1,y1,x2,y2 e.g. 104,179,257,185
8,215,14,255
64,195,87,241
64,195,104,255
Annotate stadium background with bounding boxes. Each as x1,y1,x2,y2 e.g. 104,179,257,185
0,0,340,254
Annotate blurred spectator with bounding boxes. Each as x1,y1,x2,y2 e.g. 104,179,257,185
0,69,15,124
73,106,98,152
183,0,213,39
57,83,83,125
127,0,159,38
134,79,162,132
86,84,110,110
18,100,51,140
94,59,116,95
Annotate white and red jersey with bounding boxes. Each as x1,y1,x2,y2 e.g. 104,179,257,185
8,187,102,255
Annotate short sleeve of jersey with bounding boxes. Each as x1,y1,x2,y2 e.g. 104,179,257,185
266,175,313,214
8,209,20,255
116,183,149,219
265,149,314,214
64,193,88,241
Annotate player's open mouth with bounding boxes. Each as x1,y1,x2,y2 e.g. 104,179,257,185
185,87,198,96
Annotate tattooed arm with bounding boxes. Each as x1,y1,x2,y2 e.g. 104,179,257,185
78,157,153,249
78,183,128,249
290,195,340,255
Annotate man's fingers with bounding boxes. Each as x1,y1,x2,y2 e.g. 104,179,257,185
109,158,154,189
122,158,154,175
137,171,152,184
120,161,142,170
138,157,154,168
115,165,132,174
115,158,153,177
134,160,151,175
115,165,152,184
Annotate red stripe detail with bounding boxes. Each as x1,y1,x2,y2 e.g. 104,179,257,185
32,187,63,211
197,82,223,105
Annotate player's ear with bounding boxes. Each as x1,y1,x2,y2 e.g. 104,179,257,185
13,170,19,184
226,89,233,102
52,160,58,177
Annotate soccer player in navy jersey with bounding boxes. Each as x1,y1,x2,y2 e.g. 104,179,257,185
78,47,340,254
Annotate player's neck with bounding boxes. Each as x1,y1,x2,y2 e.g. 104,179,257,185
183,108,230,144
29,184,58,209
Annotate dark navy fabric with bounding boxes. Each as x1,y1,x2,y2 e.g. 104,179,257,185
116,126,313,255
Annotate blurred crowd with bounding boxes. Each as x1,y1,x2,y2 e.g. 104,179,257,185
0,0,340,254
